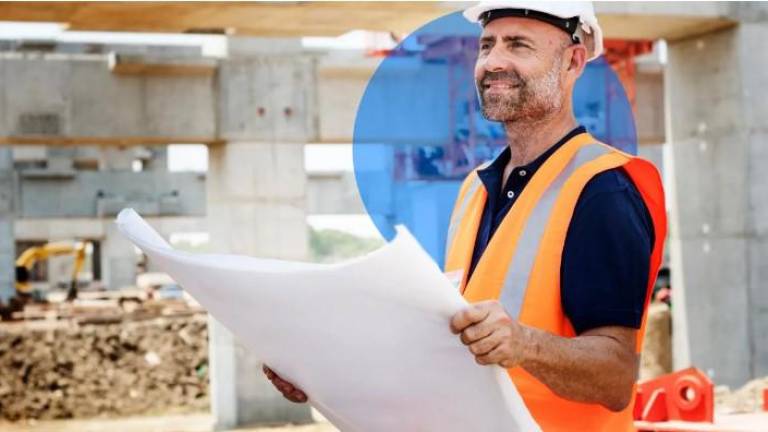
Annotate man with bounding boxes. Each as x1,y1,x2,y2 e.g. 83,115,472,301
266,1,666,430
443,2,666,430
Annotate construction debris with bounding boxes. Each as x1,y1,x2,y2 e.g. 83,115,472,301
715,376,768,414
0,312,209,421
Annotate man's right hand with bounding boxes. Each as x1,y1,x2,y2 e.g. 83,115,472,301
262,365,308,403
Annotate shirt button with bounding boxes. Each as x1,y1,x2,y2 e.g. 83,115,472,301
519,169,527,177
507,190,515,199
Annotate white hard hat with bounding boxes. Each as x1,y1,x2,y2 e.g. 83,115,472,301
463,1,603,61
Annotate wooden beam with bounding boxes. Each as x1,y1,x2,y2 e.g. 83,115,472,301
0,2,739,42
0,2,457,37
599,14,735,41
108,53,218,77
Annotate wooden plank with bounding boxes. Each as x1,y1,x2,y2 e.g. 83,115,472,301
108,53,217,77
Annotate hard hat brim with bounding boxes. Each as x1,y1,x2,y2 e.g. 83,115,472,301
463,2,603,61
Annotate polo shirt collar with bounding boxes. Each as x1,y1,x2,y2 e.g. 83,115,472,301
477,125,587,193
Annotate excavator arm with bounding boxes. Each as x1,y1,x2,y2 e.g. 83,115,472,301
15,242,89,301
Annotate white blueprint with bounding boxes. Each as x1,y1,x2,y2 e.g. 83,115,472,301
116,208,539,432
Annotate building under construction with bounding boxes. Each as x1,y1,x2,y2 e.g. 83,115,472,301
0,2,766,431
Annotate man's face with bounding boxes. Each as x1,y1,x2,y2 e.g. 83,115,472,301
475,17,571,123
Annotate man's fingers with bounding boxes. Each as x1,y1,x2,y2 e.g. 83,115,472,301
287,389,308,403
450,305,491,334
460,320,496,345
468,329,503,356
263,364,308,403
266,369,296,393
475,346,506,365
263,365,275,380
276,380,295,394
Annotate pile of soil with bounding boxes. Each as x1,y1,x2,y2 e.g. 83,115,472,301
0,313,209,420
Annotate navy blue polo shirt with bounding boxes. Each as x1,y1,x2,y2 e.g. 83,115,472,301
467,126,655,334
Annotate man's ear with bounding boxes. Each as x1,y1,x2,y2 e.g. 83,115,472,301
565,43,588,77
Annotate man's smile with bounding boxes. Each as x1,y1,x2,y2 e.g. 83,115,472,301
482,81,522,91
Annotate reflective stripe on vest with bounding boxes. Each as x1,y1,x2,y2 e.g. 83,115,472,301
499,143,610,319
445,143,611,316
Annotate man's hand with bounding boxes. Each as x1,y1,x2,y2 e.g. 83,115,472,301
450,300,640,411
450,300,532,368
263,365,308,403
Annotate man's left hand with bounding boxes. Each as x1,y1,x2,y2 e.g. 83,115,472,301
450,300,531,368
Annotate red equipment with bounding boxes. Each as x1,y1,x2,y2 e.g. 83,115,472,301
634,367,714,424
764,388,768,412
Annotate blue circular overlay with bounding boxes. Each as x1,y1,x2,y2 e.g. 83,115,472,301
353,12,636,266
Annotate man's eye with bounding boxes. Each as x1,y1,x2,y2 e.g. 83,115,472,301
480,43,491,51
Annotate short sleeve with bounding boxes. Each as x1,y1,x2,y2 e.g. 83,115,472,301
561,168,655,335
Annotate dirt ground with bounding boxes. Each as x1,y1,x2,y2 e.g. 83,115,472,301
0,414,339,432
0,314,209,421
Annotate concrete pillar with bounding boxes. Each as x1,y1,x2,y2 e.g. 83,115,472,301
0,149,14,302
666,5,768,387
101,222,136,290
207,37,316,429
97,147,138,290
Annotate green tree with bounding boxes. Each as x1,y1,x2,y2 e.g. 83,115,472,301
309,228,384,263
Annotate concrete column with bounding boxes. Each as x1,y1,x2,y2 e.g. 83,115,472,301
97,147,138,290
665,5,768,387
100,221,136,290
0,149,14,302
207,37,316,429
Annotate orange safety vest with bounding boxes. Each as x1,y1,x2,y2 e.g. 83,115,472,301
444,132,667,431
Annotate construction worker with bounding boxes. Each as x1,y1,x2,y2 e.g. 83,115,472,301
265,1,666,430
444,1,666,430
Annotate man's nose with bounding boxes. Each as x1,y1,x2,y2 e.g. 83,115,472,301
481,45,508,73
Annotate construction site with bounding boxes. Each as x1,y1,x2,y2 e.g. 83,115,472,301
0,2,766,431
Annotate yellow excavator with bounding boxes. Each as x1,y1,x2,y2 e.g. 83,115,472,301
15,241,90,302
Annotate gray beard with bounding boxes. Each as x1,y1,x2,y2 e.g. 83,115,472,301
478,66,563,123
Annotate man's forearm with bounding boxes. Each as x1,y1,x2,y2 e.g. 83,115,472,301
519,325,639,411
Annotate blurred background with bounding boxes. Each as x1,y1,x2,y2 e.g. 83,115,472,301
0,2,765,431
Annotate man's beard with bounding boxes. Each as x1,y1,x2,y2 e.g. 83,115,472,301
477,63,563,123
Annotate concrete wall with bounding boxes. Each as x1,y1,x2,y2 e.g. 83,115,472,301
666,3,768,386
17,171,206,218
316,61,377,143
635,70,666,146
0,54,215,141
14,216,204,242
